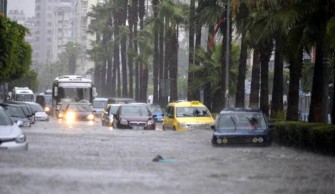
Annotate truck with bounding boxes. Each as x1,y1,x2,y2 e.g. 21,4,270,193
11,87,35,102
52,75,96,114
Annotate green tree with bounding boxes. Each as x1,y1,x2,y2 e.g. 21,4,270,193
0,16,32,82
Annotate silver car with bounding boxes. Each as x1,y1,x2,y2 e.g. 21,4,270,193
0,107,28,150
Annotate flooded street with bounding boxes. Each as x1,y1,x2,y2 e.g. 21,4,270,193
1,118,334,194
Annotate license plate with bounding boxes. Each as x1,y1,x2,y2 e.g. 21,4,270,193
133,126,144,130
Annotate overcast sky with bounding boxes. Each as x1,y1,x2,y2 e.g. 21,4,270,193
7,0,35,17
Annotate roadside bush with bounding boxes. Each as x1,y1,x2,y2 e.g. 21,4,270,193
272,121,335,156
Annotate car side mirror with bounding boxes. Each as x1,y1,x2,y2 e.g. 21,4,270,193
16,120,23,127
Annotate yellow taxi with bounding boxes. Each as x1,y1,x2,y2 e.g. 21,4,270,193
162,100,215,131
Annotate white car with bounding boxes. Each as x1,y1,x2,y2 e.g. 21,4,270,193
0,106,28,150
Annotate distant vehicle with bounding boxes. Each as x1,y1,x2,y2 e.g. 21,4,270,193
101,104,121,127
57,103,95,122
147,104,163,123
163,100,214,131
24,102,49,121
107,97,135,104
36,92,52,115
0,106,28,150
113,104,156,130
52,75,96,115
211,108,273,146
0,103,31,127
11,87,35,102
92,98,109,118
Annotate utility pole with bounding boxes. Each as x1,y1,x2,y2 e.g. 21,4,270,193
0,0,7,17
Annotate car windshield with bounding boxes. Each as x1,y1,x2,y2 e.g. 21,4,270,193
120,106,150,116
176,107,210,117
0,109,13,126
7,106,26,118
67,104,92,112
216,112,267,131
93,100,107,108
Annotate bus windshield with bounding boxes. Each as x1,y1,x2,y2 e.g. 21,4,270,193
58,87,91,103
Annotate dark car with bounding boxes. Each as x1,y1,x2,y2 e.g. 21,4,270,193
101,104,121,127
211,108,273,146
113,104,156,130
58,103,95,122
0,103,31,127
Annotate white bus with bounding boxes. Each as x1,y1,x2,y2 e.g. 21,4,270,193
52,75,96,112
11,87,35,102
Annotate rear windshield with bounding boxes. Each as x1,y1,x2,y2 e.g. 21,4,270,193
217,112,267,131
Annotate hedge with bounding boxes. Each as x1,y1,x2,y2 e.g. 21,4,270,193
272,121,335,156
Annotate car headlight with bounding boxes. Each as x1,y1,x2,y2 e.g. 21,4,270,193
87,114,95,120
15,134,26,143
120,119,128,125
44,107,50,112
147,119,155,125
258,137,264,143
65,111,76,121
178,122,187,128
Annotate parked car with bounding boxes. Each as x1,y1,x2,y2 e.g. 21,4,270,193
25,102,49,121
211,108,273,146
162,100,214,131
0,103,31,127
0,106,28,150
113,104,156,130
93,98,109,118
101,104,121,127
6,102,35,125
58,103,95,122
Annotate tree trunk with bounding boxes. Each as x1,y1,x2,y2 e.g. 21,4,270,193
286,47,303,121
159,15,167,106
308,22,329,123
139,0,147,102
249,48,260,108
187,0,196,101
259,41,273,117
152,0,159,104
235,31,247,108
169,26,178,102
271,36,284,118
